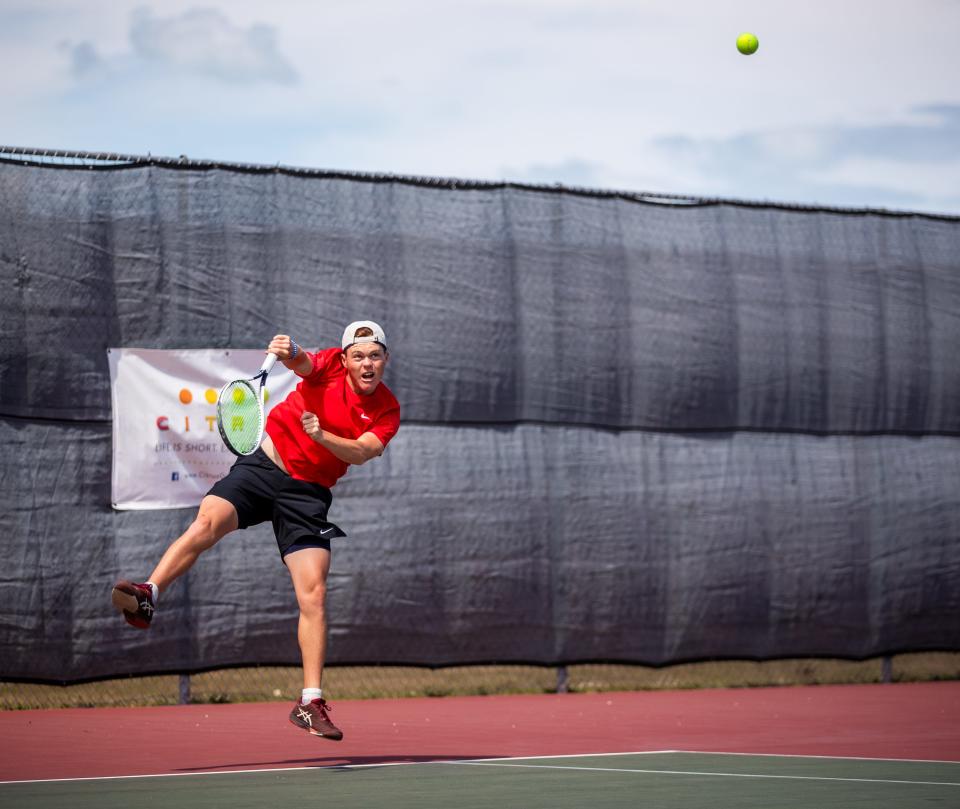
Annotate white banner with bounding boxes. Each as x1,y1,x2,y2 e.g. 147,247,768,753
108,348,299,510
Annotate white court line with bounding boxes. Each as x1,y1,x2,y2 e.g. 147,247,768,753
453,750,679,763
673,750,960,766
0,750,679,786
463,750,960,766
450,761,960,788
2,749,956,788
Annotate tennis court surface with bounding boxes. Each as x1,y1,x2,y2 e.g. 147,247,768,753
3,682,958,808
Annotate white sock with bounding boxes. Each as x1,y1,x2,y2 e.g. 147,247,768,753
301,687,322,704
145,582,159,603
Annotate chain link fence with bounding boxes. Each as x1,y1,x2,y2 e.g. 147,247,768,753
3,654,958,710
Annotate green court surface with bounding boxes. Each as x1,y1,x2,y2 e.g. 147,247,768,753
4,752,959,809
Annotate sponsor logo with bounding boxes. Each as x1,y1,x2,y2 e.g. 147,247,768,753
156,386,271,437
155,381,273,458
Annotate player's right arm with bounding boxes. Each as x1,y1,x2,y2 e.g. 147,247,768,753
267,334,313,376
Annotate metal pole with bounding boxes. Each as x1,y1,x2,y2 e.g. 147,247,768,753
556,665,569,694
179,673,192,704
881,656,893,684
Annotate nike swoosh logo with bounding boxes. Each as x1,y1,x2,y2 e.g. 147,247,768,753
320,527,335,535
360,414,371,420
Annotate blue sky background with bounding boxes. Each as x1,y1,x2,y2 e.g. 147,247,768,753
4,0,960,214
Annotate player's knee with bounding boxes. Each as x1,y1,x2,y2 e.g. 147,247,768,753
297,581,327,614
190,512,224,546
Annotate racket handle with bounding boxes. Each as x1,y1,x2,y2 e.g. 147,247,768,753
260,353,278,373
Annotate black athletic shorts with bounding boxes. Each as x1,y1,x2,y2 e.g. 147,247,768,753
207,448,345,558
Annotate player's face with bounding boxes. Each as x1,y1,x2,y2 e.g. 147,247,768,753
341,341,388,395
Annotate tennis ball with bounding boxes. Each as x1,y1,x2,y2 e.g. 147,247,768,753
737,32,759,55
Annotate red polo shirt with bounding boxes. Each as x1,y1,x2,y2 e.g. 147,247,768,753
265,347,400,487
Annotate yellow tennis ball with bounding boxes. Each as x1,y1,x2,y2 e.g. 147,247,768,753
737,32,759,55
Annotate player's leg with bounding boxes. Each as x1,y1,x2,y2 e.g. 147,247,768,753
111,495,238,629
147,494,239,591
285,546,342,739
287,546,331,690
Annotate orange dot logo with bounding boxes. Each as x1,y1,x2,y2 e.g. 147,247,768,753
179,389,193,404
205,389,217,404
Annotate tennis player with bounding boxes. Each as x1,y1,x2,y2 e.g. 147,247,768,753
111,321,400,740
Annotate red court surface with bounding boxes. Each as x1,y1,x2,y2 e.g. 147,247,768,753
2,681,958,782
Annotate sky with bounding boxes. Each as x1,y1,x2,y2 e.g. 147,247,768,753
3,0,960,214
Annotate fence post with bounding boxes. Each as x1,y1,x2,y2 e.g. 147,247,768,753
881,656,893,684
556,665,569,694
179,673,192,704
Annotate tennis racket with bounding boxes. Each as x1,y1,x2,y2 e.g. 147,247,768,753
216,353,277,456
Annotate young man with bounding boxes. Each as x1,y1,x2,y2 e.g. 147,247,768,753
111,321,400,740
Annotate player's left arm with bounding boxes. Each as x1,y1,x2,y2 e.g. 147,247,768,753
300,412,385,465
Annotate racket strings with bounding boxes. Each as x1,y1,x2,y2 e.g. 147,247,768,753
217,380,264,455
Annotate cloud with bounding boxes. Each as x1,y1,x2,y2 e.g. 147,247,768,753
128,7,298,85
503,158,605,188
653,105,960,212
63,40,105,79
806,156,960,205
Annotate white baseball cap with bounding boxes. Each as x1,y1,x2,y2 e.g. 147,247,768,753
341,320,387,349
